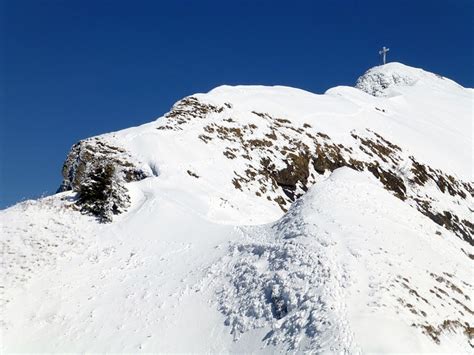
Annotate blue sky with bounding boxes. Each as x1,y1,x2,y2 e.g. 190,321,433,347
1,0,473,208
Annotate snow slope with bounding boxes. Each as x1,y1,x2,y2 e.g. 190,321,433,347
213,168,472,353
1,63,473,352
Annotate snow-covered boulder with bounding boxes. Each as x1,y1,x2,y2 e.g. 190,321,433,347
355,62,462,97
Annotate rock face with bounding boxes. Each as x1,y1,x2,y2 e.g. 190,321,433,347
58,137,152,222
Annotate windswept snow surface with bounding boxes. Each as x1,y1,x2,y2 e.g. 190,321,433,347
1,63,473,352
212,168,472,353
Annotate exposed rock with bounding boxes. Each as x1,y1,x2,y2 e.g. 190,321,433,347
158,96,228,131
187,170,199,178
271,152,311,201
58,137,151,222
188,106,473,245
366,163,406,200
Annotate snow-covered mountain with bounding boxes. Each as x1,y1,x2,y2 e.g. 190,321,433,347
1,62,473,353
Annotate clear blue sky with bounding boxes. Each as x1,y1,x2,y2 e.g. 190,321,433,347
1,0,473,208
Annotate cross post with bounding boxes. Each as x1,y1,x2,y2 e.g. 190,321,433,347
379,46,390,64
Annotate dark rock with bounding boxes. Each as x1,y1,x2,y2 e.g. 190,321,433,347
58,137,151,222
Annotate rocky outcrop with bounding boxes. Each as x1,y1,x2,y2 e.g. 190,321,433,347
58,137,151,222
156,96,229,131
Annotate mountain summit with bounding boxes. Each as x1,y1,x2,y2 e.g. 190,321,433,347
1,63,473,352
355,62,463,97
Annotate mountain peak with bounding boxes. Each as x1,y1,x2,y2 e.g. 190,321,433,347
2,61,473,353
355,62,463,97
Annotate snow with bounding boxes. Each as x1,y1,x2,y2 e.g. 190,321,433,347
1,183,238,352
71,66,470,231
212,167,472,353
114,63,471,202
355,62,464,97
1,63,473,352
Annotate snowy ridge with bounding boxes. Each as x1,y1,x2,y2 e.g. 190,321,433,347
1,63,473,352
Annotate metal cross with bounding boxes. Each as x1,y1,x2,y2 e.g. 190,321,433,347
379,46,390,64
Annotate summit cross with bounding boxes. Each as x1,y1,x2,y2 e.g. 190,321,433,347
379,46,390,64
